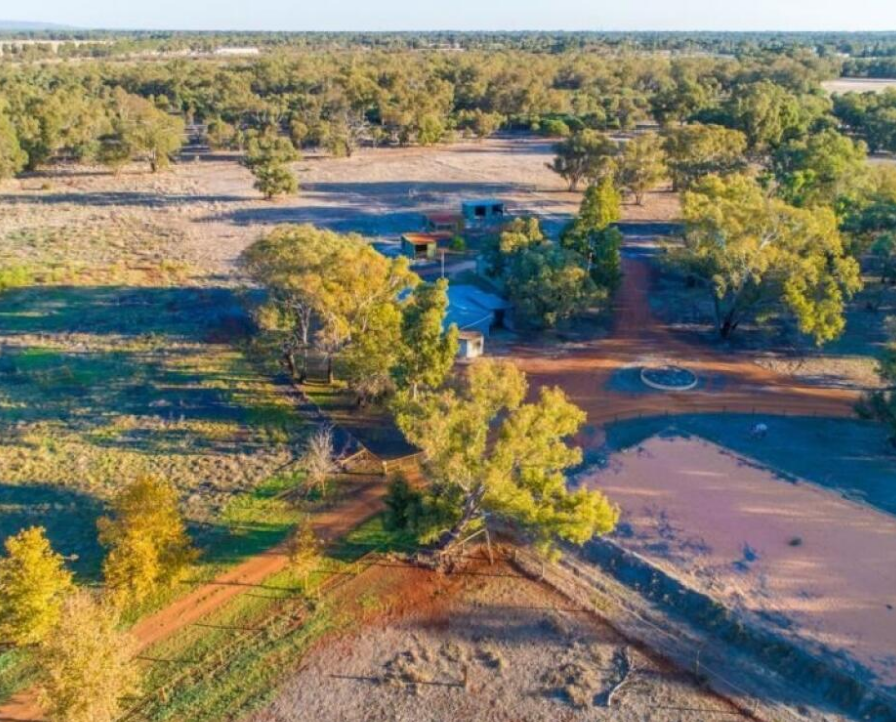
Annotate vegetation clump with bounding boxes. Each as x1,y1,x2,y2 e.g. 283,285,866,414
0,527,73,647
393,359,618,557
98,476,198,607
36,592,140,722
677,173,862,343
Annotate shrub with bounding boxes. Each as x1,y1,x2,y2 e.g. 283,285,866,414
383,475,424,533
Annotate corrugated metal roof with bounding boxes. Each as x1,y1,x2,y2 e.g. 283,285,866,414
461,199,505,208
445,284,512,331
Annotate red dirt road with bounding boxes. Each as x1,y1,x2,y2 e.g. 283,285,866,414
0,477,389,722
510,245,859,442
0,242,860,722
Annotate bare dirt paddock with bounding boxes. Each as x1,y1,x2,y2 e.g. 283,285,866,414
0,135,678,281
250,561,752,722
822,78,896,94
578,435,896,693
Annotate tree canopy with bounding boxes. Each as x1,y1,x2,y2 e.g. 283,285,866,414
561,178,624,291
394,359,618,556
98,476,197,606
484,217,603,328
37,592,140,722
679,173,862,344
100,89,185,173
663,124,748,190
242,224,419,387
0,527,73,646
617,132,667,204
244,130,299,199
0,108,27,180
549,130,618,191
393,280,459,399
771,128,869,209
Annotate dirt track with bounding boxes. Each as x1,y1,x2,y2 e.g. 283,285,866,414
511,243,859,444
0,140,866,721
0,476,389,722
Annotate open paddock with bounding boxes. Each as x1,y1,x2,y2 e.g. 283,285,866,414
578,434,896,691
823,78,896,94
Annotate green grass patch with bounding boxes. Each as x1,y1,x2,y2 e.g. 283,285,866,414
142,604,335,722
200,471,305,569
329,514,419,562
130,514,418,719
0,648,36,703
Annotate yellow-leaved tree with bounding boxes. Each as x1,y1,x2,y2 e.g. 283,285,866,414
98,476,197,606
287,516,323,591
395,359,618,557
0,526,73,646
37,591,140,722
679,173,863,344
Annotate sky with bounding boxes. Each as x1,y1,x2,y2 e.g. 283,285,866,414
6,0,896,32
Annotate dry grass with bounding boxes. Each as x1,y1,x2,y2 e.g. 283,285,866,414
250,561,750,722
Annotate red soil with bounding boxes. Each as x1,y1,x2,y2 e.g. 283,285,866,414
510,249,858,447
0,243,860,722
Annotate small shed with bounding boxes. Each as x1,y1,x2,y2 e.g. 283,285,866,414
461,199,506,225
425,212,464,234
400,232,451,260
457,330,485,360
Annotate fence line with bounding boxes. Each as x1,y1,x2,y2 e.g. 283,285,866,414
509,546,803,722
117,547,385,721
512,544,896,722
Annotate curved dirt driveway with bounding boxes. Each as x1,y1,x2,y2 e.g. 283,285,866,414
0,242,860,722
511,244,859,443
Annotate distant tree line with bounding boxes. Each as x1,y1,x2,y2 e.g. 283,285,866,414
0,45,845,182
4,29,896,58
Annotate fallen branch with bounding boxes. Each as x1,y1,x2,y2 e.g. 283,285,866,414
606,647,633,708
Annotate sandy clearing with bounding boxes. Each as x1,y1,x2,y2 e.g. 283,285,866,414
578,435,896,689
823,78,896,94
1,135,679,283
250,560,751,722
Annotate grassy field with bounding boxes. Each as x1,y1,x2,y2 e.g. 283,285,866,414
126,515,416,721
0,282,307,575
599,414,896,516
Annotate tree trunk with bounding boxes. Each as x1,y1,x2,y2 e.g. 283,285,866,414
719,316,739,340
298,354,307,384
433,487,486,553
284,351,298,379
327,356,335,385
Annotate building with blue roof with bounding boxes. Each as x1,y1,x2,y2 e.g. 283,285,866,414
461,199,506,226
445,284,513,359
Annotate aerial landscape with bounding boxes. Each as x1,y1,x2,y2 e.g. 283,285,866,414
1,1,896,720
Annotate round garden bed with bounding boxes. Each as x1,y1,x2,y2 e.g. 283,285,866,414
639,365,698,392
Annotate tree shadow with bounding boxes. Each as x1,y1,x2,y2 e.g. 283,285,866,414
0,285,251,339
0,483,104,580
0,284,289,456
0,191,249,208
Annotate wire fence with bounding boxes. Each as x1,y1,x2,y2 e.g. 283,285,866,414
510,544,896,722
117,546,386,722
508,546,805,722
